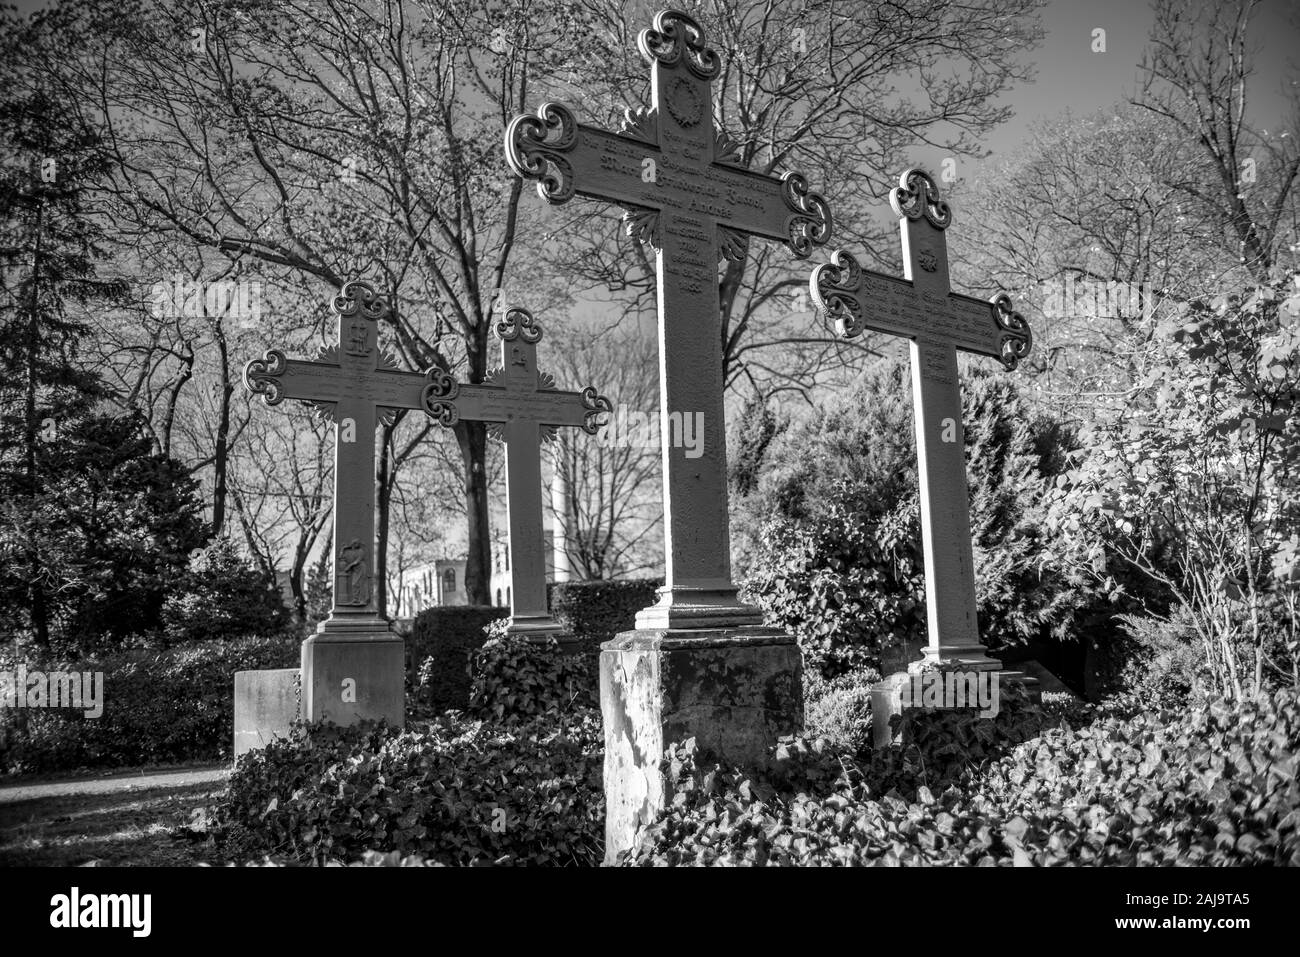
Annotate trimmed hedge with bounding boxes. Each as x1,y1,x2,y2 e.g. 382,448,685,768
0,636,299,775
407,605,507,712
548,578,662,645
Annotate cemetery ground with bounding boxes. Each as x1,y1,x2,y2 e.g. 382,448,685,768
2,0,1299,876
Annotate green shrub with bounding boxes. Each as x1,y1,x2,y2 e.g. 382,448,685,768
738,365,1087,680
618,690,1300,866
548,578,662,645
161,537,291,645
803,666,879,752
216,713,604,866
407,605,507,712
464,623,599,722
0,636,299,775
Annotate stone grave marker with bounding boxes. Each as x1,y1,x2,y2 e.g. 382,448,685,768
244,280,434,728
506,8,831,859
809,168,1038,741
421,307,612,639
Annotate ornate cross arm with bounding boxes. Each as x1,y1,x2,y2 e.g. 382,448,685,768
810,250,1033,370
503,8,831,261
419,310,613,434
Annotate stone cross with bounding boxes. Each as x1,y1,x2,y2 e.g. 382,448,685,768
245,280,430,724
422,308,611,638
810,167,1033,670
506,8,831,629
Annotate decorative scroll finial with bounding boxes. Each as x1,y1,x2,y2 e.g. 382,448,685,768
244,349,290,405
890,168,952,230
420,368,460,426
637,9,720,79
781,172,833,259
581,387,614,434
809,249,866,337
505,103,578,205
496,307,544,343
992,294,1033,370
331,280,390,322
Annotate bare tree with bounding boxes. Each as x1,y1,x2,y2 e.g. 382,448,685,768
1136,0,1300,280
36,0,601,605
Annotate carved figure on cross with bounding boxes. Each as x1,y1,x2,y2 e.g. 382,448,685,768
245,280,436,633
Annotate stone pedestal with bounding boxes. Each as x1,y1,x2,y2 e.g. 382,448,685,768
600,626,802,862
301,629,405,727
870,665,1042,748
233,668,300,758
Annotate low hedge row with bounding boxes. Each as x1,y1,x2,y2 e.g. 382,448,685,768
0,636,300,775
548,578,662,644
217,712,605,866
406,606,508,712
618,690,1300,865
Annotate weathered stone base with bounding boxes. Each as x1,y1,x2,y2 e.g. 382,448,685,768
301,632,405,727
871,667,1042,748
600,626,803,862
632,586,765,630
233,668,300,758
506,613,565,643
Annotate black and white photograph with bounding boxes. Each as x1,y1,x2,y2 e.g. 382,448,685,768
0,0,1297,933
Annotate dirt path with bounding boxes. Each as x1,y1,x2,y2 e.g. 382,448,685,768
0,765,230,867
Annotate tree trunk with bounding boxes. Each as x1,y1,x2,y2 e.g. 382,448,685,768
457,419,492,605
211,321,233,534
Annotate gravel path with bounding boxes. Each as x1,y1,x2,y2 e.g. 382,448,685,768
0,764,231,867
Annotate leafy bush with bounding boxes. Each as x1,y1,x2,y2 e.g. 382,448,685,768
618,690,1300,866
548,578,662,645
0,636,299,774
1045,276,1300,700
160,537,291,645
464,623,599,722
407,605,507,712
738,363,1087,679
803,666,880,752
216,713,604,866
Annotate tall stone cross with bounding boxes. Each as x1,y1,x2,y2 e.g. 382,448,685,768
810,168,1033,670
245,280,431,725
421,308,612,639
506,8,831,629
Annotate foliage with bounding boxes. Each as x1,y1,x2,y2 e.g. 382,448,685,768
803,667,880,753
407,605,507,713
0,412,209,651
1047,276,1300,700
464,624,599,722
160,536,291,644
0,636,299,775
216,713,605,866
619,689,1300,866
0,59,126,649
547,577,662,645
740,363,1084,678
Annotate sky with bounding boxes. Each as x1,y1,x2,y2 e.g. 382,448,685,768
906,0,1297,195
